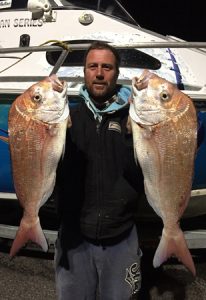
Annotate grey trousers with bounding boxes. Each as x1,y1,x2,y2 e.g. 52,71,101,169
55,225,142,300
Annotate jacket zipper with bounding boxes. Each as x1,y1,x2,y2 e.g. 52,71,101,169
95,118,103,240
96,119,100,134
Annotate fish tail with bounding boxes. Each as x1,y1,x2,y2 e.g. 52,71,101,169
10,217,48,257
153,227,196,276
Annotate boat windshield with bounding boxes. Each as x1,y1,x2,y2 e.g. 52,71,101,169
59,0,138,25
0,0,138,26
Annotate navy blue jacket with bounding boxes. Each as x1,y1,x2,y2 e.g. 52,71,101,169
56,88,144,243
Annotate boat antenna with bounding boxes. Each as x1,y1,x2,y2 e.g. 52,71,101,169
97,0,101,11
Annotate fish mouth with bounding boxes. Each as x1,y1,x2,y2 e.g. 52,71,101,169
135,108,163,122
129,102,165,126
133,70,156,91
50,74,67,93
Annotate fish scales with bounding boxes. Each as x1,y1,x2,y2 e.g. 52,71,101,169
9,116,64,207
129,69,197,276
7,75,69,257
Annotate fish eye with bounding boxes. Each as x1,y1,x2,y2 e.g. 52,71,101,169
33,93,42,102
160,91,170,101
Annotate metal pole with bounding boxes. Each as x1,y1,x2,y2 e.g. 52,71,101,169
0,42,206,54
49,49,69,75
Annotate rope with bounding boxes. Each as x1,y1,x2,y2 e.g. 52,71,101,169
0,40,70,74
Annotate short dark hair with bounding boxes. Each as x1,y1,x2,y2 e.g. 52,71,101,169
83,41,120,73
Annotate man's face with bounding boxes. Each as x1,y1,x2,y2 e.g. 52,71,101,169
84,49,119,103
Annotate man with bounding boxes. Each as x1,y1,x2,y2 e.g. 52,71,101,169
55,41,144,300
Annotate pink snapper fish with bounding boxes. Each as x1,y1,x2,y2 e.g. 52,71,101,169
129,70,197,276
1,75,70,257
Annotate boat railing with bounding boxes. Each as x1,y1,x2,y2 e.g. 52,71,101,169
1,41,206,55
0,41,206,83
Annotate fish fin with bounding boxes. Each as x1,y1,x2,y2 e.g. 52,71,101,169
61,140,66,160
126,116,132,134
9,217,48,257
67,115,72,128
0,128,9,143
61,117,71,159
0,136,9,143
153,227,196,276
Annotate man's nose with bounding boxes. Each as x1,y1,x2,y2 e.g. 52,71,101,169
96,66,104,79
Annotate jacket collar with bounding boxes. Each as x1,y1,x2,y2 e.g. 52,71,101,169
80,85,131,122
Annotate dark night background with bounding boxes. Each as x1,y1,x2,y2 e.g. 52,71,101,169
121,0,205,42
13,0,205,42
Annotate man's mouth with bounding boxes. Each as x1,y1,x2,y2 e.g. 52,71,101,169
93,83,106,89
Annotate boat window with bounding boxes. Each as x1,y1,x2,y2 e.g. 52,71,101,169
46,40,161,70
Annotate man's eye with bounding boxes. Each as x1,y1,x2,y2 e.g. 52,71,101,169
88,65,96,69
103,65,111,69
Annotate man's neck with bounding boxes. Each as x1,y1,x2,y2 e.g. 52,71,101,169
91,95,117,110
